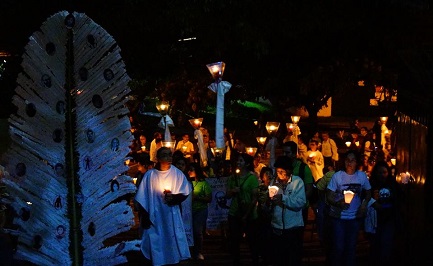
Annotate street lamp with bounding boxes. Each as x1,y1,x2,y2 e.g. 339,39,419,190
291,115,301,124
265,122,280,135
265,122,280,170
156,100,172,141
189,118,207,167
256,136,267,158
245,147,258,157
189,118,203,130
207,61,232,150
161,140,176,153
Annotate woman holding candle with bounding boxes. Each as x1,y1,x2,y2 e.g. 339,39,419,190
326,149,372,266
269,156,306,266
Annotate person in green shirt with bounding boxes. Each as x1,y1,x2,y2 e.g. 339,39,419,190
187,162,212,260
226,152,259,265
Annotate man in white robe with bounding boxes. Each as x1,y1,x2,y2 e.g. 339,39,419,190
135,147,192,266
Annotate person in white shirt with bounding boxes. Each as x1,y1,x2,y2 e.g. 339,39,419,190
135,147,192,266
306,139,325,182
149,131,163,165
320,131,339,168
176,133,195,161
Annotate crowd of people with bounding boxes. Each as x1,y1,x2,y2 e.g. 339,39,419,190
129,120,403,266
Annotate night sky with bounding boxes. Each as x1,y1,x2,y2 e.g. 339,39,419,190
1,1,432,119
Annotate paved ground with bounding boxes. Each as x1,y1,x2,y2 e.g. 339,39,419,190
117,207,370,266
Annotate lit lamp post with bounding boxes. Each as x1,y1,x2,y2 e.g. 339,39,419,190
189,118,207,167
156,101,171,141
206,61,232,151
256,136,267,158
291,115,301,143
245,147,258,157
265,122,280,170
286,116,301,155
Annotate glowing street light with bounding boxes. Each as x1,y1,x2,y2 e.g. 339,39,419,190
207,61,232,150
156,101,171,141
189,118,207,167
265,122,280,170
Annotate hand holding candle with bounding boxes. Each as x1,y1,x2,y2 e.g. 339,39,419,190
268,185,279,198
164,189,172,203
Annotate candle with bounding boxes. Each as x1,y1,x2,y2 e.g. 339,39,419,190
268,185,279,197
343,190,355,204
345,141,351,147
141,146,146,151
133,177,137,185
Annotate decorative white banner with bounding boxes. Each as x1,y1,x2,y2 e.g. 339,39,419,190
206,176,232,230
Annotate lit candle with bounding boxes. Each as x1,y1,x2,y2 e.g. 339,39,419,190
268,185,279,197
133,177,137,185
345,141,351,147
355,141,360,147
343,190,355,204
141,146,146,151
390,158,396,166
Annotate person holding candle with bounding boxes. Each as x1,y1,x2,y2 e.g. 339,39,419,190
176,133,195,162
257,166,274,265
269,156,306,266
366,160,403,266
326,149,372,266
306,139,325,182
130,134,150,164
135,147,192,266
226,152,259,265
149,131,163,165
281,141,314,228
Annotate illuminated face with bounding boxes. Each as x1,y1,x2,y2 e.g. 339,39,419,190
276,168,290,183
261,170,273,186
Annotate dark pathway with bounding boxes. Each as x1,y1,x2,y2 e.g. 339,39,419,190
114,207,370,266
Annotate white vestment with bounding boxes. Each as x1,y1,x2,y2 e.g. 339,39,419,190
135,166,192,266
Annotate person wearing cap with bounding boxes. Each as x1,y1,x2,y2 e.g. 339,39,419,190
269,156,306,266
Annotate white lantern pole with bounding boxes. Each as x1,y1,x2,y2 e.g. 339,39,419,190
206,62,232,150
